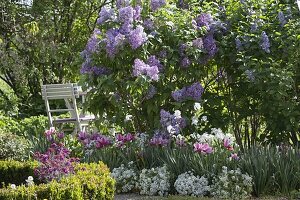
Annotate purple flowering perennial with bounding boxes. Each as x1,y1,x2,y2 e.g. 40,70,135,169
195,13,214,30
192,38,204,49
143,18,154,30
235,37,243,51
133,58,159,81
159,109,186,135
119,6,134,23
203,34,218,57
128,25,147,49
278,11,286,27
150,0,166,11
180,57,191,68
133,6,142,20
147,55,163,71
116,0,130,9
172,82,204,102
97,7,114,25
85,29,101,53
260,31,270,53
145,85,157,99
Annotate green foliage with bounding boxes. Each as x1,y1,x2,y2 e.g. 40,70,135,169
239,145,300,196
0,160,38,188
0,131,30,161
0,162,115,200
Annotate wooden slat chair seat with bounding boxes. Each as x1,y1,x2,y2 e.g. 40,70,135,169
42,83,95,132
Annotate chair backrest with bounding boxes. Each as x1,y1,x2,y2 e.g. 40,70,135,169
41,83,80,128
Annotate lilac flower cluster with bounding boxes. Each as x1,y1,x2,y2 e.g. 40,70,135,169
97,7,114,25
150,0,166,11
203,34,218,57
278,11,286,27
160,109,186,135
145,85,157,100
172,82,204,102
260,31,270,53
80,65,110,76
133,58,160,81
128,25,147,49
116,133,135,147
34,142,79,182
77,131,112,149
235,37,243,51
143,18,154,30
85,29,101,53
195,13,214,30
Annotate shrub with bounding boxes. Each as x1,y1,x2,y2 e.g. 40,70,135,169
211,166,252,199
174,171,210,197
111,161,138,193
0,160,38,188
0,162,115,200
138,165,170,196
0,131,30,161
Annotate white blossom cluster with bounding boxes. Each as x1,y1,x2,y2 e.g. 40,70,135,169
211,166,253,199
174,171,210,197
138,165,170,196
111,162,138,193
190,128,236,145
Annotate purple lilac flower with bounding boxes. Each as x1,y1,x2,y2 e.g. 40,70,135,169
178,0,189,9
106,28,120,58
119,6,134,23
128,25,147,49
97,7,114,24
195,13,214,30
192,38,204,49
147,55,163,71
133,58,159,81
171,88,187,102
159,50,167,58
203,34,218,57
278,11,286,27
145,85,157,99
133,6,142,20
85,29,101,53
150,0,166,11
185,82,204,101
179,43,187,56
160,109,186,135
90,67,110,76
120,22,133,35
160,109,172,127
245,69,255,81
143,18,154,30
180,57,191,68
260,31,270,53
116,0,130,9
235,37,243,51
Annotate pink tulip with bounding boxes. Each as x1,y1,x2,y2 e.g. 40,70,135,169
223,138,234,151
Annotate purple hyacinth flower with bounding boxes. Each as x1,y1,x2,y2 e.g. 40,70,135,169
128,25,147,49
119,6,134,23
150,0,166,11
203,34,218,57
260,31,270,53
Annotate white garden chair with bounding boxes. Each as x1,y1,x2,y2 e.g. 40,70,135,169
41,83,94,132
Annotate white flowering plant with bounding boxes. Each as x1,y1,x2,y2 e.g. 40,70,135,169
174,171,210,197
111,161,138,193
138,165,170,196
211,166,253,199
